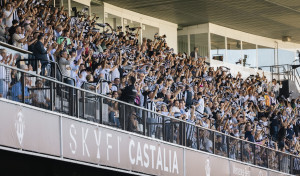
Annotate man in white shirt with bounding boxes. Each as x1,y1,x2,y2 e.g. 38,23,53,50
3,2,20,27
12,25,30,48
190,47,199,60
195,92,205,114
0,49,8,98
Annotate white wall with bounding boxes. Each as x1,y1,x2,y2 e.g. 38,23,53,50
103,3,178,52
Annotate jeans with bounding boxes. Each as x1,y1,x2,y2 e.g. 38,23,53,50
147,117,157,137
41,62,51,76
0,79,8,98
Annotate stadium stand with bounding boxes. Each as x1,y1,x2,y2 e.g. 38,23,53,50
0,0,299,174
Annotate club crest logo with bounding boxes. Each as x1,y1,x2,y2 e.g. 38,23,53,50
205,158,211,176
15,110,25,146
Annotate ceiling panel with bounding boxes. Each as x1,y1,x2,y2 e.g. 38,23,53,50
103,0,300,43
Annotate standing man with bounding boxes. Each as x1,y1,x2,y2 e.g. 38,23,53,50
119,76,137,131
190,47,199,59
33,34,48,76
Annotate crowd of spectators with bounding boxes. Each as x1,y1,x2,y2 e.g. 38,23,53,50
0,0,299,165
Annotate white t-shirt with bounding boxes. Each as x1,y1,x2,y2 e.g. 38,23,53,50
111,68,120,81
13,33,23,48
197,98,205,114
3,9,13,27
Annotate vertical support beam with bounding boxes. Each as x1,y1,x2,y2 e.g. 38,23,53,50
224,36,228,63
256,44,258,69
187,33,191,56
68,0,71,17
60,0,64,8
208,31,211,63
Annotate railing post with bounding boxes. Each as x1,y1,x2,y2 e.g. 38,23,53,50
290,155,293,175
21,72,25,103
227,136,230,158
170,120,174,143
35,59,39,74
50,81,54,111
240,140,243,162
82,91,85,119
142,110,146,136
54,63,57,80
69,86,74,116
122,104,126,131
253,144,256,165
266,148,269,169
196,127,200,150
162,116,165,141
99,96,103,124
278,152,281,171
183,122,186,146
76,89,80,118
212,132,215,154
60,84,63,113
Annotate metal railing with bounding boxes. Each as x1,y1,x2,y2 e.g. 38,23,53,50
258,64,300,90
0,41,75,86
0,62,298,175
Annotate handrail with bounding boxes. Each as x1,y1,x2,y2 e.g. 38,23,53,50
0,41,32,54
15,58,75,85
0,42,75,86
0,62,298,160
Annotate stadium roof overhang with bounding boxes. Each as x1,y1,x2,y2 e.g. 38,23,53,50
102,0,300,44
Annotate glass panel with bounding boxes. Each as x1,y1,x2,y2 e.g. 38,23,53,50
255,146,268,168
124,18,141,44
258,45,275,71
229,136,240,160
279,153,291,173
105,13,122,31
242,141,255,164
227,38,241,65
178,35,188,54
242,42,257,68
142,24,159,41
268,149,279,171
211,34,225,61
91,2,104,24
215,132,228,157
70,1,89,16
198,129,213,153
278,49,295,65
190,33,208,58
